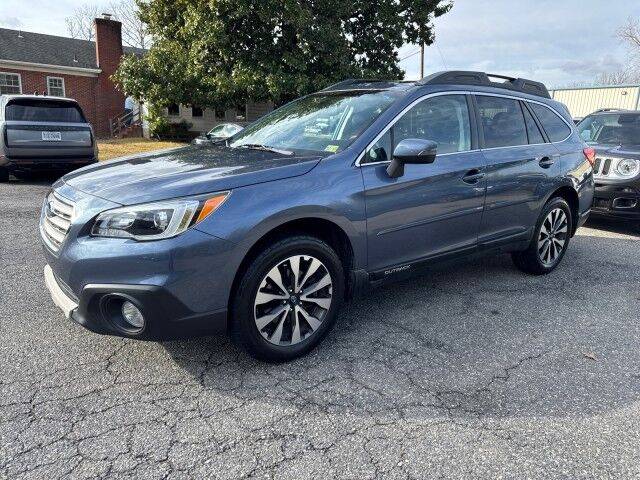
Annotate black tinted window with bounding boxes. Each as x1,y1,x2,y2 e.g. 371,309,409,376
393,95,471,154
530,104,571,142
363,95,471,163
522,104,545,144
476,96,527,148
5,100,85,122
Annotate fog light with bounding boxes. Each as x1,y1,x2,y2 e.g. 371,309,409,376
121,301,144,329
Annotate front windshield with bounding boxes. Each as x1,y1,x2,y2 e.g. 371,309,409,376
577,113,640,147
229,91,400,153
208,125,226,136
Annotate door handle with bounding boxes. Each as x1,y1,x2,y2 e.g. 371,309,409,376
462,170,485,184
538,156,555,168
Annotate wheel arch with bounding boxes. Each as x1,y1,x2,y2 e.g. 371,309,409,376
228,216,357,326
546,185,580,236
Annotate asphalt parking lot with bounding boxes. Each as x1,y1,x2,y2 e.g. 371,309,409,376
1,178,640,480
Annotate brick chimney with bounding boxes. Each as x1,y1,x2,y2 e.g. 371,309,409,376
94,14,125,136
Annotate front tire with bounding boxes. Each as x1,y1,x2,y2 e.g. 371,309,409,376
0,167,9,182
231,236,344,362
512,197,573,275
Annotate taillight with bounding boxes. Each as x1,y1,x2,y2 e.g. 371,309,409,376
583,147,596,166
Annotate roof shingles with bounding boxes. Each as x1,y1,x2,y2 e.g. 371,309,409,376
0,27,144,70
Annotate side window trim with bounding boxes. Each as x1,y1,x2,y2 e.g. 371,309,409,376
521,100,550,144
465,94,479,151
356,91,573,166
470,94,485,149
517,101,530,145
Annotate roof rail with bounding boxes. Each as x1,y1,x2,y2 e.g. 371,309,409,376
592,108,632,113
321,78,406,92
417,71,551,99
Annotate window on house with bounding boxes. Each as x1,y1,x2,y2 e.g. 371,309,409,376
476,96,528,148
191,106,203,117
167,104,180,116
47,77,65,97
0,72,21,94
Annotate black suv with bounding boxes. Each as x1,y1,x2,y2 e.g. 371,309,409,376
577,109,640,227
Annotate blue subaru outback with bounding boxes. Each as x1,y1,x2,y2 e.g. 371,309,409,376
41,71,595,361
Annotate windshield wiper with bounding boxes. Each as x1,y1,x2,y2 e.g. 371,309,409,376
234,144,294,156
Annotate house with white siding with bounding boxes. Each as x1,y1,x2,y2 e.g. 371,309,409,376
154,100,274,137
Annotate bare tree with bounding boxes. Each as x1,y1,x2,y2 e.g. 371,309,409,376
109,0,150,50
65,0,150,49
65,4,101,41
618,17,640,70
594,70,640,86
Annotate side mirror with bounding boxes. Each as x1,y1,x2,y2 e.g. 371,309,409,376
386,139,437,178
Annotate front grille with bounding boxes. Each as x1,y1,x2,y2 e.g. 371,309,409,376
593,158,602,175
41,192,75,252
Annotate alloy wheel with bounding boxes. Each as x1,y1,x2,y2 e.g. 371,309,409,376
254,255,333,346
538,208,568,266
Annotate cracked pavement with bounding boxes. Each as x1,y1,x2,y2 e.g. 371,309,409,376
2,179,640,479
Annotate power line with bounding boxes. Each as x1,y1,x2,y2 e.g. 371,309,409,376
399,48,421,62
436,44,448,70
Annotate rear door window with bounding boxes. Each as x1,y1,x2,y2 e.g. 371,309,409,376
522,104,546,144
5,99,86,123
530,104,571,142
476,96,528,148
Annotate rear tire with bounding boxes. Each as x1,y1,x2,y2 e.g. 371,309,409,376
230,235,344,362
0,167,9,182
512,197,573,275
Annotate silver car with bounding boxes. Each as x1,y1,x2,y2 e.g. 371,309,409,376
0,95,97,181
192,122,244,145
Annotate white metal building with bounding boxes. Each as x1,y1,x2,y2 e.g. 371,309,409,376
550,85,640,119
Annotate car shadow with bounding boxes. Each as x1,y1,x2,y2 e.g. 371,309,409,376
6,172,61,186
585,217,639,237
163,233,640,425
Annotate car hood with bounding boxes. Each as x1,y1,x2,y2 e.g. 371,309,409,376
62,144,322,205
593,144,640,160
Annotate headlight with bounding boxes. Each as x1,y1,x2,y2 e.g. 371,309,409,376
616,159,640,177
91,192,229,240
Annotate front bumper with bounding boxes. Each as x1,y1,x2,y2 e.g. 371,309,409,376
44,264,78,318
591,183,640,220
44,264,228,340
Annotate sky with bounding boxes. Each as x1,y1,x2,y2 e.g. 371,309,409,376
1,0,639,89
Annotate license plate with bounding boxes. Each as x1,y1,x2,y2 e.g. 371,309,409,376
42,131,62,141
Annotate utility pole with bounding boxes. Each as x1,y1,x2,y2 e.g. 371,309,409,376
420,43,425,78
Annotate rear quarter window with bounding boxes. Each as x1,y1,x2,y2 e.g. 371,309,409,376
530,104,571,142
5,99,86,123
